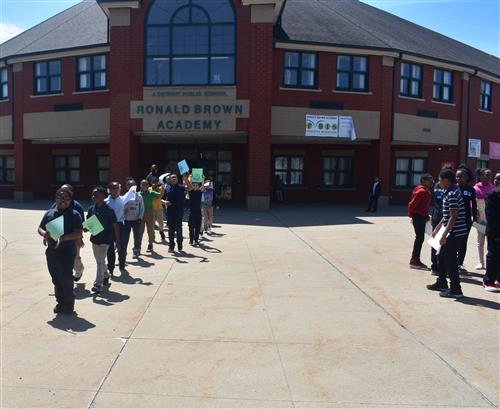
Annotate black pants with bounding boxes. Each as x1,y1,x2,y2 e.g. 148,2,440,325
431,221,440,271
411,214,426,260
168,216,183,249
457,222,472,267
46,247,75,311
437,233,464,292
107,222,126,272
124,220,141,253
367,195,379,212
484,235,500,285
189,208,202,242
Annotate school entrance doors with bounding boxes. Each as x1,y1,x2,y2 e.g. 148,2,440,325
164,145,234,201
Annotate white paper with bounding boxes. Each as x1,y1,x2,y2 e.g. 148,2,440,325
473,221,486,235
427,225,447,254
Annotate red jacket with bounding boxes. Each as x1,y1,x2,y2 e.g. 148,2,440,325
408,185,431,217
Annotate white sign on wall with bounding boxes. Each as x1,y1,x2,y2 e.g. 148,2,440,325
305,115,356,140
468,138,481,158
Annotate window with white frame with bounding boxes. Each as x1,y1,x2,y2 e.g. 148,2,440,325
479,80,492,111
34,60,61,94
283,51,318,89
433,69,453,103
400,62,422,98
274,156,304,186
336,55,369,92
0,68,8,99
78,55,106,91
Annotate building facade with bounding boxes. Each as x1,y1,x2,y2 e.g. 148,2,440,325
0,0,499,209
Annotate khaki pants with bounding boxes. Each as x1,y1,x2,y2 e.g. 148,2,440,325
202,207,213,230
92,243,109,286
140,211,155,245
153,209,164,232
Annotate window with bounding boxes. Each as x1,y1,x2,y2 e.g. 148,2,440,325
336,55,368,92
477,159,489,169
322,157,353,187
283,51,317,89
400,62,422,98
78,55,106,91
480,81,492,111
53,155,80,184
395,158,426,189
0,155,14,184
34,60,61,94
0,68,7,99
96,155,109,184
274,156,304,186
145,0,236,86
433,69,453,102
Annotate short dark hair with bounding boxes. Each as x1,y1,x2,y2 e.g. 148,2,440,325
420,173,433,183
55,188,71,200
108,181,120,189
456,166,473,182
439,168,456,184
93,186,108,196
60,184,74,196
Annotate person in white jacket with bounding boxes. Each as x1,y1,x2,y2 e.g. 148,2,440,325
123,178,144,259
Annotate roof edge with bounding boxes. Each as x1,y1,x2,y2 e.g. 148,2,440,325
1,43,110,64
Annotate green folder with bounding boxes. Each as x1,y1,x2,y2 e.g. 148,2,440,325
45,216,64,241
83,215,105,236
192,168,203,183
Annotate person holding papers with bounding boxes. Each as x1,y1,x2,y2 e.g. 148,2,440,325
123,178,144,259
186,177,203,246
86,186,119,293
38,188,83,314
407,174,433,270
483,184,500,292
456,167,477,274
426,169,468,298
105,181,137,276
139,179,162,252
164,173,188,253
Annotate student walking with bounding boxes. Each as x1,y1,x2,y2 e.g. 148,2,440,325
123,178,144,259
427,169,468,298
430,179,447,275
456,167,477,273
151,180,166,241
87,187,120,293
139,179,161,252
165,173,188,252
366,176,381,212
38,188,83,314
105,182,136,276
473,169,495,269
408,174,433,270
201,181,215,233
483,184,500,292
187,180,203,246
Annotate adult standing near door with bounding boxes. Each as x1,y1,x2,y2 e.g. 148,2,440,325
366,176,381,212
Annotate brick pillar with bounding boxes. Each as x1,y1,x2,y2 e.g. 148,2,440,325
246,4,274,210
12,63,33,202
108,7,139,184
458,72,470,166
377,57,395,207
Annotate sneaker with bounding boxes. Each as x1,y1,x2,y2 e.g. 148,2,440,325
475,263,485,270
53,304,62,313
177,244,183,252
483,282,500,292
160,231,166,241
458,266,471,276
409,258,428,270
147,243,153,252
73,272,82,282
91,284,102,293
439,288,464,298
427,282,448,291
195,240,200,246
132,250,139,259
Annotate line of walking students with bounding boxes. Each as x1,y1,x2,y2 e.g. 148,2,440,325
408,166,500,299
38,169,216,315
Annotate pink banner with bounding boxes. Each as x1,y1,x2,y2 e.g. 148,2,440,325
490,142,500,160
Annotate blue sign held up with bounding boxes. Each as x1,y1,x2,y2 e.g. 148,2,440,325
178,160,190,175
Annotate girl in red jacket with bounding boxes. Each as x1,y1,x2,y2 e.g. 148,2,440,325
408,174,434,270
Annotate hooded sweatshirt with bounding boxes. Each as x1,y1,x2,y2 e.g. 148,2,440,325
408,184,431,218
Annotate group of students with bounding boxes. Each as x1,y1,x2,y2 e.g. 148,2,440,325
408,166,500,298
38,166,216,315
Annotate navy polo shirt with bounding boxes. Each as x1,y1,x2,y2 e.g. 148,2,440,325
165,184,185,218
39,206,83,252
87,202,117,245
189,190,202,210
50,199,85,221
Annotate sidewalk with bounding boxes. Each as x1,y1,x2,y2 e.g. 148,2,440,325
1,203,498,408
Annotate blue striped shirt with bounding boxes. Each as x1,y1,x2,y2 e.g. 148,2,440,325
442,186,468,237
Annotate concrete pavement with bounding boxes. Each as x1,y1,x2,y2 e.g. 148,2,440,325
0,202,498,408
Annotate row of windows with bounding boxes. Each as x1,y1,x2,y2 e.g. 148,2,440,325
273,156,429,190
281,52,493,110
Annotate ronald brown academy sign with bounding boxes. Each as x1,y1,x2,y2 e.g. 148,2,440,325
131,88,249,132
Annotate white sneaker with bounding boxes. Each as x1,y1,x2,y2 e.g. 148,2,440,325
475,263,485,270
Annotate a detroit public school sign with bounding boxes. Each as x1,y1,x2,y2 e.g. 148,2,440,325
131,88,249,132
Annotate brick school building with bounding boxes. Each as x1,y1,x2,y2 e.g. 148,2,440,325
1,0,499,209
